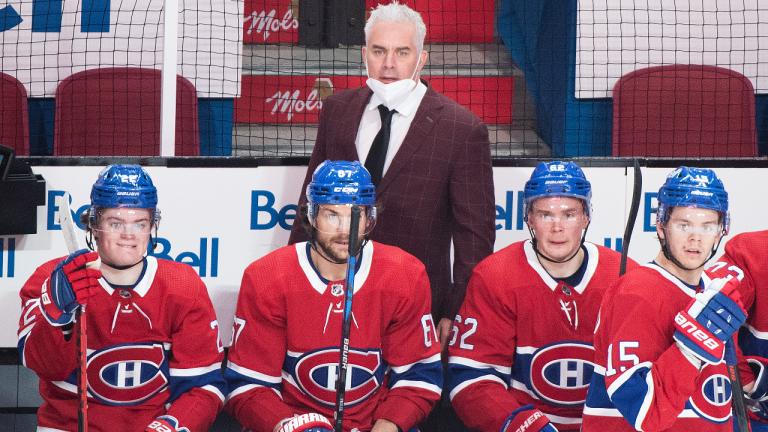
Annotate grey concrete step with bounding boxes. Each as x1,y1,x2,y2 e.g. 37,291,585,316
242,43,518,77
231,123,550,157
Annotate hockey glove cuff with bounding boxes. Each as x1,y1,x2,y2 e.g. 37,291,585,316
500,405,557,432
146,415,190,432
277,413,333,432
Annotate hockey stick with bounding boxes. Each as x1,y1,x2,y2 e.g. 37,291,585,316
620,159,642,277
59,192,88,432
333,205,362,432
725,339,752,432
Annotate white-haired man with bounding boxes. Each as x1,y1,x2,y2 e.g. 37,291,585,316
288,0,496,396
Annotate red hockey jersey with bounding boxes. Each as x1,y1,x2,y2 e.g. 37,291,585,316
18,256,226,432
448,240,636,432
224,241,442,432
582,263,734,432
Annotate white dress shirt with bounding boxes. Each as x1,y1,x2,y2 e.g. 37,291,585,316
355,80,428,177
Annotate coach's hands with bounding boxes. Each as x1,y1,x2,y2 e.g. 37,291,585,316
41,249,101,325
438,318,452,364
673,277,747,367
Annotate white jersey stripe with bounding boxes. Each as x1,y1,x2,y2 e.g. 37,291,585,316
448,355,512,375
227,361,282,383
391,353,441,374
390,380,441,395
449,375,507,400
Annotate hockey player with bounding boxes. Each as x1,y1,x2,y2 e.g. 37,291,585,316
224,160,442,432
18,165,226,432
582,166,747,431
704,230,768,431
447,161,639,432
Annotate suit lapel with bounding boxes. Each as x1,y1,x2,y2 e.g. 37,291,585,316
377,81,443,194
338,86,372,161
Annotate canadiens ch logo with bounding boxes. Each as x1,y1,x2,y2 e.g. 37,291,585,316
529,341,595,407
86,342,169,406
689,373,733,424
290,347,385,407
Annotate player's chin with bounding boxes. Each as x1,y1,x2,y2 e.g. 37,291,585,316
541,247,575,262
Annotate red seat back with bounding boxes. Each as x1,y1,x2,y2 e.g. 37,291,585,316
54,67,199,156
0,73,29,156
612,65,757,157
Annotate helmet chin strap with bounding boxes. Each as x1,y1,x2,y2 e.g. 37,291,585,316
658,226,724,272
528,225,589,265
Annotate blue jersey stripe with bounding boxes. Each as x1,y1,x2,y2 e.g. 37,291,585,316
448,361,510,393
389,357,443,391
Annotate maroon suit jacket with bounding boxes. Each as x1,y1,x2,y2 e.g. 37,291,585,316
288,80,496,321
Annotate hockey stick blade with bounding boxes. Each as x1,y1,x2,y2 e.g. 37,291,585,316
725,339,752,432
58,192,89,432
333,205,361,432
59,192,84,253
620,159,642,277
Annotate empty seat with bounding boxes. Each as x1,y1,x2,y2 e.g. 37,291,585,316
0,73,29,156
612,65,757,157
54,67,199,156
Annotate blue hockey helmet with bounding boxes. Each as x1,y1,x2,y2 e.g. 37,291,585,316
91,164,158,209
656,166,729,232
523,161,592,222
89,164,158,226
306,160,377,231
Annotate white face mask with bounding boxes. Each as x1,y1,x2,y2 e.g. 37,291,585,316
365,54,420,110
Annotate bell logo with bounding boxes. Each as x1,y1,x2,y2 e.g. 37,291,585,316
495,191,524,231
151,237,220,277
250,190,296,230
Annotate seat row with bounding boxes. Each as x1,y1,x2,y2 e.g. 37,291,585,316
0,67,200,156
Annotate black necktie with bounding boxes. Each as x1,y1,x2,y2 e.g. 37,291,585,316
364,105,397,187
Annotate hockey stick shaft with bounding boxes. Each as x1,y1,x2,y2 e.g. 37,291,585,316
333,205,361,432
725,339,751,432
59,192,88,432
620,159,642,276
77,305,88,432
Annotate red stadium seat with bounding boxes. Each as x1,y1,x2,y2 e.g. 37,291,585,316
54,67,200,156
0,72,30,156
612,65,757,157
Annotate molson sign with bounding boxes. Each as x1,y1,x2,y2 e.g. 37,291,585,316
234,76,514,123
243,0,496,44
244,0,299,43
